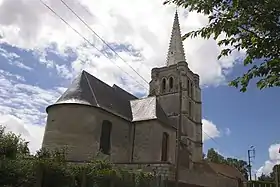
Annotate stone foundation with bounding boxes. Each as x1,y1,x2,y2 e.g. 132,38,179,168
115,162,175,180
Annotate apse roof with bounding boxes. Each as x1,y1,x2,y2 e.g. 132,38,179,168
54,70,135,120
51,70,172,126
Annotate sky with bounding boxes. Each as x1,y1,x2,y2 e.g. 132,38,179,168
0,0,279,178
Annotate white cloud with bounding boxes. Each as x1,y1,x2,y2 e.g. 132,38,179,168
0,70,65,153
257,143,280,176
0,0,244,90
0,48,33,71
0,114,45,154
0,0,244,153
202,119,221,142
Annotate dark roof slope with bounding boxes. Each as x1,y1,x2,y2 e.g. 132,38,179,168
53,71,135,120
194,161,247,181
112,85,138,101
51,71,172,127
207,162,247,181
56,72,97,106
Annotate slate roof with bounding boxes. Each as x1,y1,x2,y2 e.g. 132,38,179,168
130,97,171,124
193,161,247,181
51,71,171,125
54,71,135,120
207,162,247,181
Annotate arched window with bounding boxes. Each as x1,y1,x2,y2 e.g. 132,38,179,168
99,120,112,155
161,78,166,92
169,77,174,90
161,132,169,161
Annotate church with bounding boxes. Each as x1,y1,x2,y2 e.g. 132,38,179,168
42,11,246,187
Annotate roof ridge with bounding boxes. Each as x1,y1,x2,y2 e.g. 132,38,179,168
207,161,246,180
130,95,155,101
112,84,138,100
83,71,99,107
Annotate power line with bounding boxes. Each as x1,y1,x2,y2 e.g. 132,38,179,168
203,129,247,161
59,0,150,85
39,0,149,91
41,0,243,162
203,129,221,146
75,2,147,72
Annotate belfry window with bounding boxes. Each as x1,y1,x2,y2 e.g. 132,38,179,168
99,120,112,155
169,77,174,90
161,132,169,161
162,78,167,92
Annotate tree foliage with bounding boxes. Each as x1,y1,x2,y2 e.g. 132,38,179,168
0,126,30,159
164,0,280,92
258,173,274,182
0,125,156,187
258,164,280,183
206,148,249,179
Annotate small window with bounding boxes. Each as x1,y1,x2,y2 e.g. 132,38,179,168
99,120,112,155
190,82,193,98
189,101,192,118
187,79,190,95
169,77,174,90
161,132,169,161
162,78,167,92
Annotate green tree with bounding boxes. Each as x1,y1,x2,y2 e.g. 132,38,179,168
259,164,280,182
0,126,156,187
226,157,249,180
206,148,249,180
0,125,30,159
206,148,225,164
258,173,274,182
164,0,280,92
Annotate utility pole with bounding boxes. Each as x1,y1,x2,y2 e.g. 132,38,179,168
175,68,182,187
247,146,255,181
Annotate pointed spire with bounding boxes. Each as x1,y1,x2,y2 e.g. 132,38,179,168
166,10,186,66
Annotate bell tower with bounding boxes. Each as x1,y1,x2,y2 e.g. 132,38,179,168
149,11,203,166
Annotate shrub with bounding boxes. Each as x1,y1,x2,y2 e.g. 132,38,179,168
0,126,156,187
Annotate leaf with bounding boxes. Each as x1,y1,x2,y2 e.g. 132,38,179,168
232,0,239,9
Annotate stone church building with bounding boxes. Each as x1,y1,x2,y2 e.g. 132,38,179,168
42,11,246,187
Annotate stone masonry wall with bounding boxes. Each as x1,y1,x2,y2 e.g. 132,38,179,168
149,62,203,163
115,162,175,181
43,104,132,163
133,120,176,164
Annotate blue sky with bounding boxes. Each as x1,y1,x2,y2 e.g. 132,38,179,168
203,76,280,176
1,41,279,177
0,0,279,178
